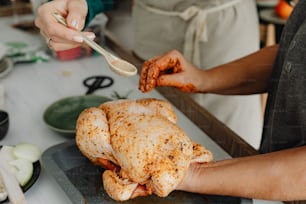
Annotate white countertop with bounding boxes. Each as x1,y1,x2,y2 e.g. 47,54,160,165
0,14,283,204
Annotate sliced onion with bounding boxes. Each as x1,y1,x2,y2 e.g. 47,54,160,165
9,159,33,186
0,178,8,201
0,145,16,163
13,143,41,163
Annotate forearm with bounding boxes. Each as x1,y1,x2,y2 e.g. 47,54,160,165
199,45,278,95
181,146,306,201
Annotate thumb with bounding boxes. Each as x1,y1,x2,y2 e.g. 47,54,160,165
66,0,88,31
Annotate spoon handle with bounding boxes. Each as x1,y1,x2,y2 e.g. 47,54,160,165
81,34,115,60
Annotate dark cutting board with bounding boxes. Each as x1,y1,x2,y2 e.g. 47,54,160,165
42,140,243,204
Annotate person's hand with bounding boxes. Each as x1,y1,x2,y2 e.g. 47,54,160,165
139,50,204,93
176,162,211,192
35,0,95,51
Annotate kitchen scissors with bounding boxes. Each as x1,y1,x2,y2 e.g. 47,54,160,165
83,75,114,95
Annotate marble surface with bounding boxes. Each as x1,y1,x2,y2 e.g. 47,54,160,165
0,14,283,204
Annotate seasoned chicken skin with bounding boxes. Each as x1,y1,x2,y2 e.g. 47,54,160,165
76,98,213,201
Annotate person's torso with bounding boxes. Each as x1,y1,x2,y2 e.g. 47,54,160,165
260,0,306,153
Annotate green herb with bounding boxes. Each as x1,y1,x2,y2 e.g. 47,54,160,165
111,90,133,99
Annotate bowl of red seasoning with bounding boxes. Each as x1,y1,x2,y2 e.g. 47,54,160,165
55,46,83,61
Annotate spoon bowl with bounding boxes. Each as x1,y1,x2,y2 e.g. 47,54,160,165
81,34,137,77
109,56,138,77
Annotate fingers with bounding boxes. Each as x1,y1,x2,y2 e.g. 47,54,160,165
47,31,95,51
139,50,184,93
66,0,88,31
139,58,158,92
131,185,151,199
139,49,201,93
48,39,82,51
34,0,92,51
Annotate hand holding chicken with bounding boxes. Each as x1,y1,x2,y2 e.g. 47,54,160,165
76,98,213,201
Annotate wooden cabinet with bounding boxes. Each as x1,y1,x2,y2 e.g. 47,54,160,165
0,0,32,17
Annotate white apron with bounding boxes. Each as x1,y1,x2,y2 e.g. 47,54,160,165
132,0,262,149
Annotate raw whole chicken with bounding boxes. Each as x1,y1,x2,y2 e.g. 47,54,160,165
76,98,213,201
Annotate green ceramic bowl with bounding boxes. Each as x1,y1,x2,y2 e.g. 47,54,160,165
43,95,111,137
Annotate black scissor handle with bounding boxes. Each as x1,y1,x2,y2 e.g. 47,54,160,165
83,75,114,95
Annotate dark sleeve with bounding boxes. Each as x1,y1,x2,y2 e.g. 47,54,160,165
85,0,114,26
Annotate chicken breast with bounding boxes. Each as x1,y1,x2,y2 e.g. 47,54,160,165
76,98,213,201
